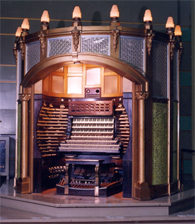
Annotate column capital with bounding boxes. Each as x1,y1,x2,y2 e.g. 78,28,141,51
19,94,31,101
135,91,149,100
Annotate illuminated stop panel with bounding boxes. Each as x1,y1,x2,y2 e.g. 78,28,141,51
42,64,123,98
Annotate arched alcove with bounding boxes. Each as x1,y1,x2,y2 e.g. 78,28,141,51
18,52,149,199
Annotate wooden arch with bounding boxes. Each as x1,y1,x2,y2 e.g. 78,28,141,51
21,52,148,91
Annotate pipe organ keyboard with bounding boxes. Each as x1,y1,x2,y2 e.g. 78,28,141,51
37,98,130,196
59,117,121,154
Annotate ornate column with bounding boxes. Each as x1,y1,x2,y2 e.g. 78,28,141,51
16,93,31,193
134,91,150,200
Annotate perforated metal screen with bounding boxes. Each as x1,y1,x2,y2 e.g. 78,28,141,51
26,41,40,73
120,36,145,75
81,35,110,55
152,40,168,98
47,37,72,57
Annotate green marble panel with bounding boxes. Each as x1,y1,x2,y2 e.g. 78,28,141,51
152,103,168,185
17,103,21,178
172,102,178,181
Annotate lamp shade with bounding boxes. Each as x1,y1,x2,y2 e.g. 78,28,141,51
110,5,119,18
165,16,174,29
41,10,50,23
72,6,82,19
21,18,30,30
143,9,153,22
174,25,182,36
15,27,22,37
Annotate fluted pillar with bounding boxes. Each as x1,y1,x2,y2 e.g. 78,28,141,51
16,93,31,193
134,91,150,200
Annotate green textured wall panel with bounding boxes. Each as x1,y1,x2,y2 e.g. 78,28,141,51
152,103,168,185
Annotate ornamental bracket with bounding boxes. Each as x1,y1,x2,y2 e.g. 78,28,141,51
135,91,149,100
39,30,47,59
71,26,80,52
19,94,31,102
111,27,120,52
146,30,154,56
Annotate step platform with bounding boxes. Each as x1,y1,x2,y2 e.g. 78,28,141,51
0,180,194,219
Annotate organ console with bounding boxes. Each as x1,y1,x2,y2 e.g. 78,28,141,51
14,5,182,200
37,98,130,196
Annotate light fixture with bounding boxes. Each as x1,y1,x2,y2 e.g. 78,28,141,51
166,16,175,60
174,25,182,36
72,6,82,26
110,5,119,18
15,27,22,37
13,27,22,63
110,5,120,51
72,6,82,19
110,5,120,26
41,10,50,30
20,18,30,60
21,18,30,31
41,10,50,23
143,9,154,56
143,9,153,22
166,16,174,29
174,25,183,62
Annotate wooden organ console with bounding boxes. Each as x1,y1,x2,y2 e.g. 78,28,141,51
14,5,182,200
37,97,130,196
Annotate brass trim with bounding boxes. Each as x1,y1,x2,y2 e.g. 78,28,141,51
0,81,16,83
0,64,16,67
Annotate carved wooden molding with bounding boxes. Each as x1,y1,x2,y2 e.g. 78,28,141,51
111,27,120,52
39,30,47,58
71,27,80,51
146,31,154,56
13,43,18,64
19,39,25,61
19,94,31,101
135,91,149,100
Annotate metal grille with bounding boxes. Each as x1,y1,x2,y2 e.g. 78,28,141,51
173,50,179,100
81,35,110,55
120,36,145,75
152,40,168,98
47,37,72,57
26,41,40,73
69,101,113,116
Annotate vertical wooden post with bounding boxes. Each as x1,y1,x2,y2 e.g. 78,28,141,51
16,93,31,193
134,91,151,200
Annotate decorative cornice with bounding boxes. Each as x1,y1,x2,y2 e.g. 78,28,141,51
19,94,31,101
135,91,149,100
